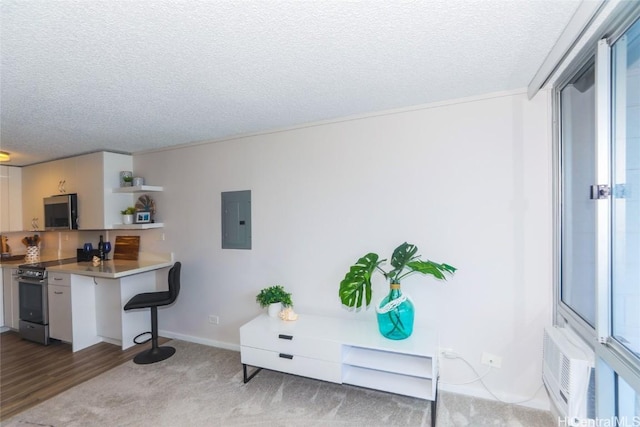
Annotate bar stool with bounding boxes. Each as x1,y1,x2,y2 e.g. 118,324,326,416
124,261,181,364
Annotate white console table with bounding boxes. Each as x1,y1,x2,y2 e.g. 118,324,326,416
240,313,439,427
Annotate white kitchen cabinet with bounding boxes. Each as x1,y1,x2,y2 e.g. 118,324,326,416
0,268,3,328
2,267,19,329
21,157,77,229
0,165,23,232
22,151,134,230
75,151,133,230
48,272,72,342
21,162,46,230
46,157,78,194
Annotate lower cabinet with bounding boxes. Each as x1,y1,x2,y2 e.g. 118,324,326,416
48,283,72,342
0,267,3,328
2,268,19,329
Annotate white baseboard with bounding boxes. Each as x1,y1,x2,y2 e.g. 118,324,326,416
158,329,240,352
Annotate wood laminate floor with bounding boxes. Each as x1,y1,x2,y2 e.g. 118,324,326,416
0,330,169,421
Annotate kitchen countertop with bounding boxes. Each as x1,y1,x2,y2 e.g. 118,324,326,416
0,255,54,267
0,259,26,267
46,259,173,279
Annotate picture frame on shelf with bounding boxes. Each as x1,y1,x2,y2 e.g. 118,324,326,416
135,211,151,223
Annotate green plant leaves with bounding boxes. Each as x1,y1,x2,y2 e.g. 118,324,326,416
256,285,293,308
338,243,457,311
387,242,419,282
339,253,383,310
405,260,457,280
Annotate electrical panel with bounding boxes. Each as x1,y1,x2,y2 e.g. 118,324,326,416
221,190,251,249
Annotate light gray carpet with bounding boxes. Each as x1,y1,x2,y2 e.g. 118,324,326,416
4,340,556,426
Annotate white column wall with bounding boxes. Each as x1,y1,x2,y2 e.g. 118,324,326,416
135,89,553,408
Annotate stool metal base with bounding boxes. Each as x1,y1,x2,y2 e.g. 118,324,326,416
133,346,176,364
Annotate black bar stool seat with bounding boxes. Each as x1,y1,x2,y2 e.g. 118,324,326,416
124,261,181,364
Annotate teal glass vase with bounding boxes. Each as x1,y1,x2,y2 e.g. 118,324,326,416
376,283,414,340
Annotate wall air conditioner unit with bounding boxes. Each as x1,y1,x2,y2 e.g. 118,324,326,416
542,325,595,426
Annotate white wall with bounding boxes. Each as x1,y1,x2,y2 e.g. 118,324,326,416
134,89,553,408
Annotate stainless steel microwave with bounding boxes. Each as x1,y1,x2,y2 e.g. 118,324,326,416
44,194,78,230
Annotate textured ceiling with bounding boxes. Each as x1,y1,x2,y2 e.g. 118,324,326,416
1,0,581,166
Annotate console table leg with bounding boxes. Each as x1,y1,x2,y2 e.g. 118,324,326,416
243,363,263,383
431,384,438,427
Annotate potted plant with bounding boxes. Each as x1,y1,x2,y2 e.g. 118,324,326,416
120,207,136,225
121,174,133,187
256,285,293,317
339,242,456,340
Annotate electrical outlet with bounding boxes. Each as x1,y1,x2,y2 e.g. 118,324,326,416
439,348,458,358
481,352,502,368
208,315,219,325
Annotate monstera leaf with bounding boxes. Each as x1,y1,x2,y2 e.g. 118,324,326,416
338,242,456,310
386,242,420,282
339,253,384,310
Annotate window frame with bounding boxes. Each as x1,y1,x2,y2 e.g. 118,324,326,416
553,5,640,418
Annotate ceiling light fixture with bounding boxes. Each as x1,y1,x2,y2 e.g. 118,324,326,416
0,151,10,162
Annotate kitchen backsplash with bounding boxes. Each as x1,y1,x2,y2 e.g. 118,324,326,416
0,229,166,260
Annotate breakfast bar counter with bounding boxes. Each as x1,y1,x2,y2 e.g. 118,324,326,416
45,256,174,352
47,259,173,279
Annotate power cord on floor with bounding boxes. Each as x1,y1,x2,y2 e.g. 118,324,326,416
439,350,545,405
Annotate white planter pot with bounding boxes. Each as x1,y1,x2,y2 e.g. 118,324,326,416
122,214,134,225
268,303,282,318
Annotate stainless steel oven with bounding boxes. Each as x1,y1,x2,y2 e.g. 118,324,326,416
17,258,77,345
18,264,49,345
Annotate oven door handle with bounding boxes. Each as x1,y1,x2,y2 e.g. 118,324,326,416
19,277,46,285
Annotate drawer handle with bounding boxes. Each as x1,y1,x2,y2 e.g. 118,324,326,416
279,353,293,360
54,291,64,295
54,277,63,281
278,334,293,340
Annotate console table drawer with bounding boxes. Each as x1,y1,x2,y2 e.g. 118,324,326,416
240,328,341,362
241,346,342,383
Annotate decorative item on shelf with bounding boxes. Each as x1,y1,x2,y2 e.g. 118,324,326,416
22,234,41,263
1,235,10,255
92,256,101,266
120,206,136,225
120,171,133,187
339,242,456,340
132,176,144,187
256,285,293,318
279,307,298,321
135,211,151,224
135,195,156,221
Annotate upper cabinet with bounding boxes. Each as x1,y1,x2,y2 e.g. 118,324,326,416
75,151,134,230
22,152,162,230
0,166,23,232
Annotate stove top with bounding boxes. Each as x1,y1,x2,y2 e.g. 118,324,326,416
19,258,77,270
